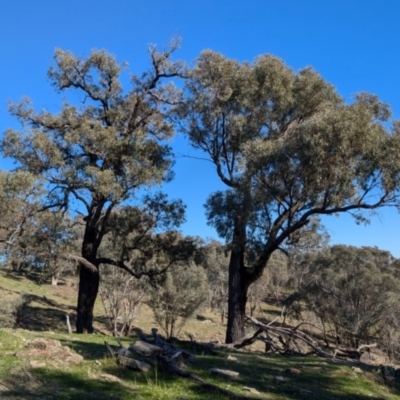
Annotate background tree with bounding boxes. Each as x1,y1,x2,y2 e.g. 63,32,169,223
149,261,208,338
296,245,400,348
2,41,186,333
99,264,148,336
180,50,400,342
195,240,230,323
21,211,79,285
0,171,42,271
248,250,289,309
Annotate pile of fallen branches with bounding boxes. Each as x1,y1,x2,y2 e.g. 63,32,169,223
227,316,376,362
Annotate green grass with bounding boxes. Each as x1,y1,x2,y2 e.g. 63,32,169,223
0,270,400,399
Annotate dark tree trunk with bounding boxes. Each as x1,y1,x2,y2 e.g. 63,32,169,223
76,207,103,333
224,211,274,344
225,248,250,343
225,215,251,344
76,262,99,333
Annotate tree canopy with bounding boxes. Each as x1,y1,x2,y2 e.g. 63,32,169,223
180,50,400,342
1,41,191,333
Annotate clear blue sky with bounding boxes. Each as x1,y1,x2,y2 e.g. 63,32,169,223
1,0,400,255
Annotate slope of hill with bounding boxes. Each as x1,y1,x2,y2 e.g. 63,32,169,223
0,270,399,400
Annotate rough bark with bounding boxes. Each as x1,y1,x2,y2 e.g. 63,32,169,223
225,252,249,343
76,213,101,333
76,263,99,333
225,219,250,343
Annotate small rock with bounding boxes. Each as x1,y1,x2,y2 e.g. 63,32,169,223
285,368,301,375
209,368,239,378
100,373,121,383
227,355,238,361
243,386,260,394
352,367,364,374
0,383,11,392
274,376,289,382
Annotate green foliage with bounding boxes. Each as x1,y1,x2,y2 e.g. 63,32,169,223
249,250,289,308
195,240,230,322
1,43,186,265
297,245,400,347
180,49,400,341
1,42,188,332
0,292,29,328
182,50,400,252
99,265,148,336
149,263,208,338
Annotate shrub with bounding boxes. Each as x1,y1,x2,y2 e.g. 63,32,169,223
0,292,29,328
149,263,208,338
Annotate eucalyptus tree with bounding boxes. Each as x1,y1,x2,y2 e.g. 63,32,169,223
0,171,42,270
24,210,79,285
2,42,187,333
195,240,230,323
181,50,400,343
298,245,400,347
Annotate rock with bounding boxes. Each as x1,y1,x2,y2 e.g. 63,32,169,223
129,340,163,357
227,355,238,361
285,368,301,375
352,367,364,374
243,386,260,394
168,351,193,368
381,365,396,379
209,368,239,378
0,382,11,392
100,373,121,383
274,376,289,382
118,356,151,372
117,348,134,358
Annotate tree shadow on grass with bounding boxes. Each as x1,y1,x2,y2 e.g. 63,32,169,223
1,349,397,400
188,351,399,400
17,293,76,332
1,367,130,400
58,337,110,360
16,292,111,335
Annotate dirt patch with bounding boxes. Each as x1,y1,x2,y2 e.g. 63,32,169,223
15,337,83,366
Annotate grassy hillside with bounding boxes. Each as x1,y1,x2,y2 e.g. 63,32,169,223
0,270,399,400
